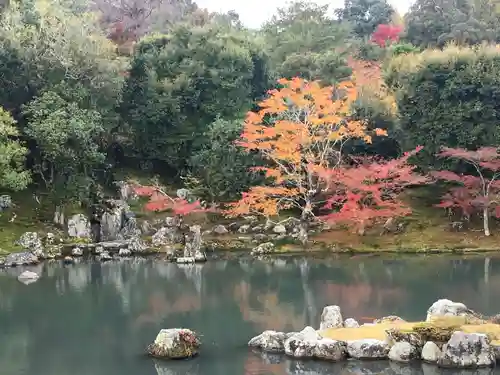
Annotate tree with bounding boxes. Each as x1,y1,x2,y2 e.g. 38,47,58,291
225,77,387,244
336,0,394,39
319,146,428,233
0,107,30,191
432,147,500,236
371,24,403,47
120,23,271,172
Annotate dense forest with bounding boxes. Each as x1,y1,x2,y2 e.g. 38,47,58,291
3,0,500,242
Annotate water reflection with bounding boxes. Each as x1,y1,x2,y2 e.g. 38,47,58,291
0,255,498,375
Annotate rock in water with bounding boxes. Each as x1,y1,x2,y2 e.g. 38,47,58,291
71,247,83,257
438,332,495,368
426,299,469,322
251,242,275,256
248,330,291,353
147,329,200,359
347,339,390,359
284,326,323,358
4,252,38,267
17,270,40,285
17,232,44,257
319,305,343,329
388,342,420,363
422,341,441,363
67,214,91,239
184,225,205,262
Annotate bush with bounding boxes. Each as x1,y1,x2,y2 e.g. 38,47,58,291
385,44,500,169
357,42,386,61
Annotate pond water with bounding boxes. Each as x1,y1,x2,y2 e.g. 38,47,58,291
1,254,500,375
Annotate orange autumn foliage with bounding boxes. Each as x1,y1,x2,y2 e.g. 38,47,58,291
225,77,387,219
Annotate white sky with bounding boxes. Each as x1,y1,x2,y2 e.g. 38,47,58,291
195,0,414,29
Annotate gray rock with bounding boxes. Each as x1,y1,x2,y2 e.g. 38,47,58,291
312,339,347,361
101,200,130,241
0,194,12,210
4,252,38,267
45,232,56,245
344,318,360,328
212,225,228,235
118,248,131,256
94,246,103,255
17,232,44,257
17,270,40,285
284,326,323,358
147,328,200,359
248,330,289,353
184,225,205,261
164,216,180,227
347,339,390,359
438,332,495,368
389,342,420,363
422,341,441,363
251,242,275,256
238,225,250,234
63,256,74,264
491,342,500,362
426,299,469,322
152,227,182,247
115,181,137,201
67,214,91,238
128,236,147,253
273,224,286,234
71,247,83,257
176,188,190,200
99,251,113,261
320,305,343,330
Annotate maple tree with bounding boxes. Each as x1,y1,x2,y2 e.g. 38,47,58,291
319,146,428,233
225,77,387,243
371,24,403,47
131,183,210,216
432,147,500,236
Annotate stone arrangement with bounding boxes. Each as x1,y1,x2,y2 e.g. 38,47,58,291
248,299,500,369
147,328,201,359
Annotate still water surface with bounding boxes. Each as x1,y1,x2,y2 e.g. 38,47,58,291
0,255,500,375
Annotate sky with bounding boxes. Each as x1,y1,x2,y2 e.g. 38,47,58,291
195,0,414,29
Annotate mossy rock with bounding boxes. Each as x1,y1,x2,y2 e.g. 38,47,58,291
386,327,425,348
146,329,201,360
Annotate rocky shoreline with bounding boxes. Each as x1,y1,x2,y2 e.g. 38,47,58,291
247,299,500,369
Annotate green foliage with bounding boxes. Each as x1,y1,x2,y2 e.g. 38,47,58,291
389,43,421,56
120,24,271,171
357,42,386,61
385,44,500,168
0,108,30,191
186,118,264,202
22,90,105,203
335,0,394,38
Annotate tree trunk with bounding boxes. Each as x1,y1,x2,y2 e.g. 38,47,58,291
483,207,490,236
299,200,313,246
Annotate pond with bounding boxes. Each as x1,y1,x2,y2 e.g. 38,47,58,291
0,254,500,375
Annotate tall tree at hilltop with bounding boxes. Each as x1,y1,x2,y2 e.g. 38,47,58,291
225,77,387,244
336,0,395,39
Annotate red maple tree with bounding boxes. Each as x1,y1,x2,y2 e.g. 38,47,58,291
132,184,210,216
432,147,500,236
318,146,428,233
371,24,403,47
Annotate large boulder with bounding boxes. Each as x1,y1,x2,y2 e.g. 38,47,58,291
284,326,347,361
248,330,292,353
438,332,495,368
347,339,390,359
344,318,360,328
388,342,420,363
17,270,40,285
4,252,39,267
426,299,469,322
147,328,200,359
422,341,442,363
67,214,91,239
152,227,183,248
319,305,343,330
17,232,44,257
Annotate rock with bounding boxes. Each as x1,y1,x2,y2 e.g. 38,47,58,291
152,227,182,247
71,247,83,257
4,252,38,267
251,242,275,256
284,326,323,358
426,299,469,322
386,328,425,349
238,225,250,234
438,331,495,368
0,194,12,210
176,188,190,200
177,257,195,264
422,341,442,363
101,200,130,241
67,214,91,238
344,318,360,328
147,328,200,359
374,315,406,324
45,232,56,245
312,339,347,361
319,305,343,330
128,236,147,253
212,225,228,235
273,224,286,234
99,251,113,262
164,216,180,227
94,246,103,255
17,232,44,257
248,330,290,353
115,181,137,201
17,270,40,285
388,342,420,363
63,256,74,264
491,342,500,362
347,339,390,359
118,248,131,256
184,225,205,261
53,207,65,226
